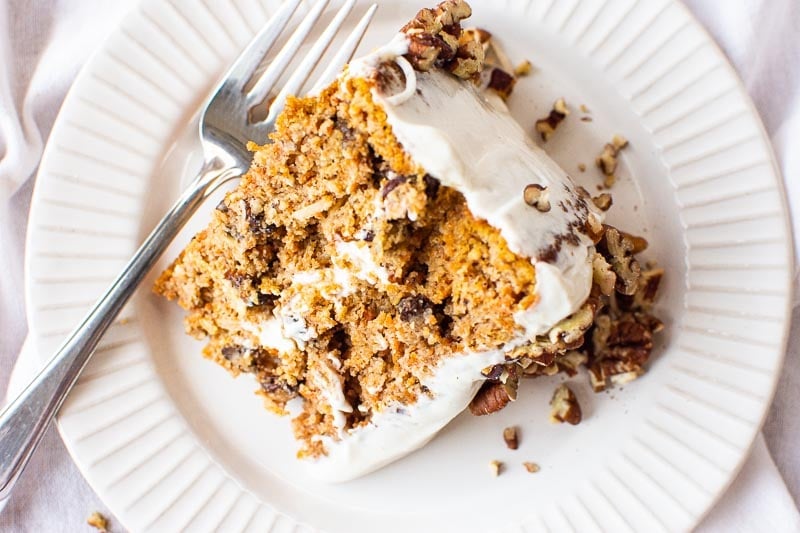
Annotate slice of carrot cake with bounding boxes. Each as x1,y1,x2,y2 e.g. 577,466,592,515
156,0,658,482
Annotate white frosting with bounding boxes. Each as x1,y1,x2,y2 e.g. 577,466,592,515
240,318,296,354
333,240,391,286
310,347,507,482
308,354,352,434
297,37,603,480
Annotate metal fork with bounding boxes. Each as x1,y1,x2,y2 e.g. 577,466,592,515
0,0,377,503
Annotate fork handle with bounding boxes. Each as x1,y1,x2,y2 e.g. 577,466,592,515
0,158,240,502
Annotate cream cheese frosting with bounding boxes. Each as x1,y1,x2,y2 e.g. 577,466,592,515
252,35,603,481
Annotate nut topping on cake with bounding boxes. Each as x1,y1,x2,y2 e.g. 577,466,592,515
469,381,512,415
598,226,642,296
402,0,484,79
524,184,551,212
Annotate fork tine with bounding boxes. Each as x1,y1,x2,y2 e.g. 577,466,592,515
263,0,362,124
222,0,304,94
247,0,332,107
308,3,378,96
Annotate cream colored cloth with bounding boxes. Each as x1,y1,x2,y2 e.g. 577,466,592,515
1,0,799,531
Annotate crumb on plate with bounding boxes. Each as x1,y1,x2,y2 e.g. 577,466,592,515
523,461,540,473
87,512,108,533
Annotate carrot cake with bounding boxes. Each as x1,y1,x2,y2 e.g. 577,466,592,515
155,0,663,482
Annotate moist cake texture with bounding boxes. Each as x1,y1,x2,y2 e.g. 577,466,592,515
156,0,661,481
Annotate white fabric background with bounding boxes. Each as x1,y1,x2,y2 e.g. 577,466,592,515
0,0,798,531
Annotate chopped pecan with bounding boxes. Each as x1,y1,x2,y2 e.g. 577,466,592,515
592,193,613,211
585,213,605,244
524,184,551,212
402,1,482,79
87,512,108,533
592,253,617,296
469,381,511,415
596,135,629,188
535,98,570,142
510,300,597,373
503,426,519,450
489,460,504,476
514,59,533,77
629,268,664,310
406,33,452,71
462,27,492,47
546,301,596,346
523,461,541,473
598,226,642,296
550,384,582,425
587,311,662,392
487,68,516,98
555,350,588,377
449,37,485,78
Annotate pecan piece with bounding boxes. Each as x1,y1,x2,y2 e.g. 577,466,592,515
524,184,551,212
596,135,629,188
535,98,570,142
87,512,108,533
550,384,582,425
597,226,642,296
523,461,541,473
503,426,519,450
469,381,511,415
592,193,613,211
487,67,516,99
402,1,481,78
592,252,617,296
514,59,533,76
489,460,503,476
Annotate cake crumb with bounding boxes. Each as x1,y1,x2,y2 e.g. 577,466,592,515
596,135,629,188
523,461,540,473
578,163,587,172
581,116,593,122
514,59,533,77
580,104,590,113
489,460,504,476
550,384,582,425
503,426,519,450
87,512,108,533
535,98,570,142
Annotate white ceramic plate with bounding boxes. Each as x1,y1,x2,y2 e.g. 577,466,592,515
23,0,794,531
